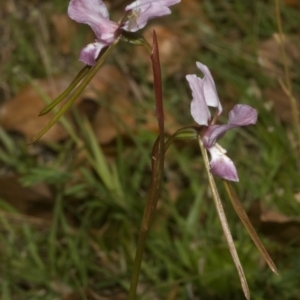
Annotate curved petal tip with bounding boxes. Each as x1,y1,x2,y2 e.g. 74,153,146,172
208,145,239,182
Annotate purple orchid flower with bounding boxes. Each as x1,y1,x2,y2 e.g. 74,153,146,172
68,0,180,66
186,62,257,181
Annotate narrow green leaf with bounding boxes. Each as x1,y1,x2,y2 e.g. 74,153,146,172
39,65,91,116
223,180,278,274
31,38,120,143
82,118,113,191
198,138,250,300
31,89,80,143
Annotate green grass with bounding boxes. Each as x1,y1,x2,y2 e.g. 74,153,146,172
1,0,300,299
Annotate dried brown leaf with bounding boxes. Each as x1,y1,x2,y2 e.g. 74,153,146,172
93,95,179,144
284,0,300,7
0,175,53,219
0,65,129,143
132,24,199,79
264,87,300,123
248,200,300,246
258,34,300,78
92,95,135,144
51,14,77,55
0,77,70,143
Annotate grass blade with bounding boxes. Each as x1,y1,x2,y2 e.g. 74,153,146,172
198,138,250,300
223,180,278,274
39,65,91,116
31,38,120,143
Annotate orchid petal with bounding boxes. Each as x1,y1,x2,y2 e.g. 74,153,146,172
68,0,118,43
124,0,180,32
196,62,222,114
203,104,258,148
186,74,211,126
208,145,239,181
79,42,106,66
126,0,180,8
228,104,257,126
202,124,230,148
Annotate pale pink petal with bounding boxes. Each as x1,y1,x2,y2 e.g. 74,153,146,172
186,74,211,126
202,124,229,148
79,42,106,66
196,62,222,114
126,0,180,9
228,104,257,126
203,104,258,148
208,145,239,181
124,0,180,32
68,0,118,43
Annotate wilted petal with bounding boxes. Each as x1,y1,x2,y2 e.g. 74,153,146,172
68,0,118,43
208,144,239,181
196,62,222,114
79,42,106,66
186,74,211,126
124,0,180,32
203,104,258,148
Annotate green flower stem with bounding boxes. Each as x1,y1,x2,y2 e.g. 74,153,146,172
198,138,250,300
120,34,152,54
164,127,198,152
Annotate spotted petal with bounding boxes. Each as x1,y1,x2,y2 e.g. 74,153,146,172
79,42,106,66
124,0,180,32
126,0,180,7
68,0,118,43
208,144,239,181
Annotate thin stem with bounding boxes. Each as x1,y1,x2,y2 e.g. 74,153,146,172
223,180,278,274
128,31,165,300
120,34,152,53
150,30,165,216
198,138,250,300
164,127,198,153
274,0,300,155
274,0,290,91
127,142,161,300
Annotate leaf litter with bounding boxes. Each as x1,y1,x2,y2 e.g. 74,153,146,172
1,0,300,299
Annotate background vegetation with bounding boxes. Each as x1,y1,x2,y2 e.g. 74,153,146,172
1,0,300,299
